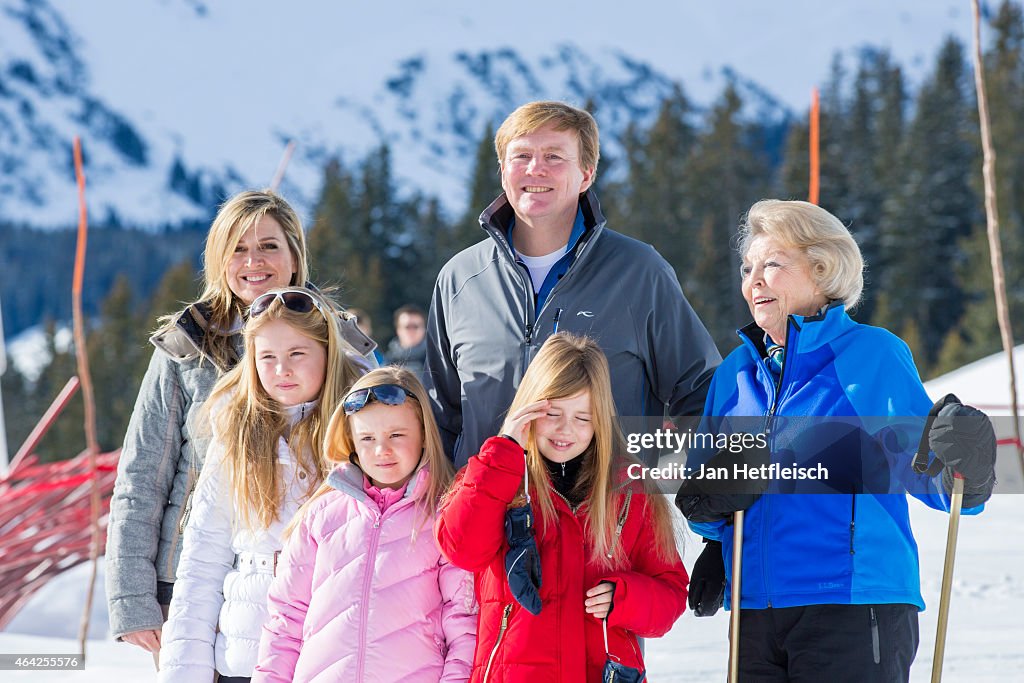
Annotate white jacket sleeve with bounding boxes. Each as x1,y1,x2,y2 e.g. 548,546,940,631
157,439,235,682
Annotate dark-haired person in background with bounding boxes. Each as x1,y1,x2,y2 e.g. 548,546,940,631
385,304,427,378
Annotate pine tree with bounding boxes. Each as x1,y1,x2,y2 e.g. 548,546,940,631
612,85,699,274
147,258,200,322
846,50,907,322
24,322,83,462
386,194,450,330
308,157,358,288
779,118,810,200
875,37,980,366
685,83,772,352
86,275,148,451
818,55,854,212
450,122,500,254
1,361,33,458
952,1,1024,367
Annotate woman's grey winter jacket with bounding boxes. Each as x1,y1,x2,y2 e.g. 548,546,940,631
105,305,238,639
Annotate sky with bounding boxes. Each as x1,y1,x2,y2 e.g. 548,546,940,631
7,0,975,225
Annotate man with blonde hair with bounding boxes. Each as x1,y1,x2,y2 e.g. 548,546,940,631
425,100,720,466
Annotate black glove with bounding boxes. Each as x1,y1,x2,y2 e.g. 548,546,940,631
927,395,997,507
675,442,771,523
688,539,725,617
505,504,542,615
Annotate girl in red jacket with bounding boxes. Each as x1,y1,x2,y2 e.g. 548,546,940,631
436,333,688,682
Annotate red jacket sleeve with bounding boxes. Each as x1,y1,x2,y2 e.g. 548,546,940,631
435,436,526,572
599,494,688,637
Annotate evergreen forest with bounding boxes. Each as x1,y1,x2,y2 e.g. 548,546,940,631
5,2,1024,460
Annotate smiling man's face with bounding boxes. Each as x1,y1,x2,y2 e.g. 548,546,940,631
500,123,594,231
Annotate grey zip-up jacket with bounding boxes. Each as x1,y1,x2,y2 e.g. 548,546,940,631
424,190,721,467
105,304,238,639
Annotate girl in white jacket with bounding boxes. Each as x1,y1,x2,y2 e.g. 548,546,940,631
158,288,363,682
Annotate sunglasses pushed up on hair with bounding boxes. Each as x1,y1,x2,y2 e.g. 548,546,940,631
343,384,417,415
249,288,325,319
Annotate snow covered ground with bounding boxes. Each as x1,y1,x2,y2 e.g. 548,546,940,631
2,493,1021,681
648,494,1024,681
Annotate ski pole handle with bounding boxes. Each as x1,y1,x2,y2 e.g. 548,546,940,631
931,474,964,683
729,510,743,683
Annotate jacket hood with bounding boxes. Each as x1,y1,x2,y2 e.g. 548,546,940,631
478,189,608,247
326,461,430,506
737,301,854,358
149,302,238,368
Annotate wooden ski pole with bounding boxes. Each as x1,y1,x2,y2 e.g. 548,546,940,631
728,510,743,683
930,474,964,683
971,0,1024,478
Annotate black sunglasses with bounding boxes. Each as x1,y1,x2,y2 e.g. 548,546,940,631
343,384,418,415
249,289,325,319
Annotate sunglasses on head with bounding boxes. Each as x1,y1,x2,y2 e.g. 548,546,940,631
249,289,325,319
343,384,417,415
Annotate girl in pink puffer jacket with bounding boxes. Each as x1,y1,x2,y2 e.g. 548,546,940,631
254,367,477,683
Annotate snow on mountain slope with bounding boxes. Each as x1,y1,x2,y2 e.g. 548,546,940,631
1,0,975,228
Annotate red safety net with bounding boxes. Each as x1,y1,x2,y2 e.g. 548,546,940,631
0,449,119,630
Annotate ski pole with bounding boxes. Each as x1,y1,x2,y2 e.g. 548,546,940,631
728,509,743,683
930,473,964,683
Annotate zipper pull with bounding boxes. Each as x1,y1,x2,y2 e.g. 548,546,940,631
501,603,512,628
525,322,533,345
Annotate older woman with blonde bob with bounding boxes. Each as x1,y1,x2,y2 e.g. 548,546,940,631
104,189,345,656
676,200,996,682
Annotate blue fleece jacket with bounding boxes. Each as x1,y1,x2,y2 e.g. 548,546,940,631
688,303,982,611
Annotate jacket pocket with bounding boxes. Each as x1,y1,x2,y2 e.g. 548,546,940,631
483,603,513,683
176,470,198,535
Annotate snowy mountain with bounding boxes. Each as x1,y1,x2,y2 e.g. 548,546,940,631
0,0,975,228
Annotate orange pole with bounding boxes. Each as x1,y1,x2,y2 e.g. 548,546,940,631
71,137,101,661
809,88,820,205
72,140,88,297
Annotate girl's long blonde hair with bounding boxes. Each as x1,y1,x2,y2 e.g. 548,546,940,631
155,189,309,370
290,367,455,538
205,288,360,529
508,333,677,569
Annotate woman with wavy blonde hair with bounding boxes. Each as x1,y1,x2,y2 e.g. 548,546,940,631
106,189,319,659
436,333,688,682
158,287,363,682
